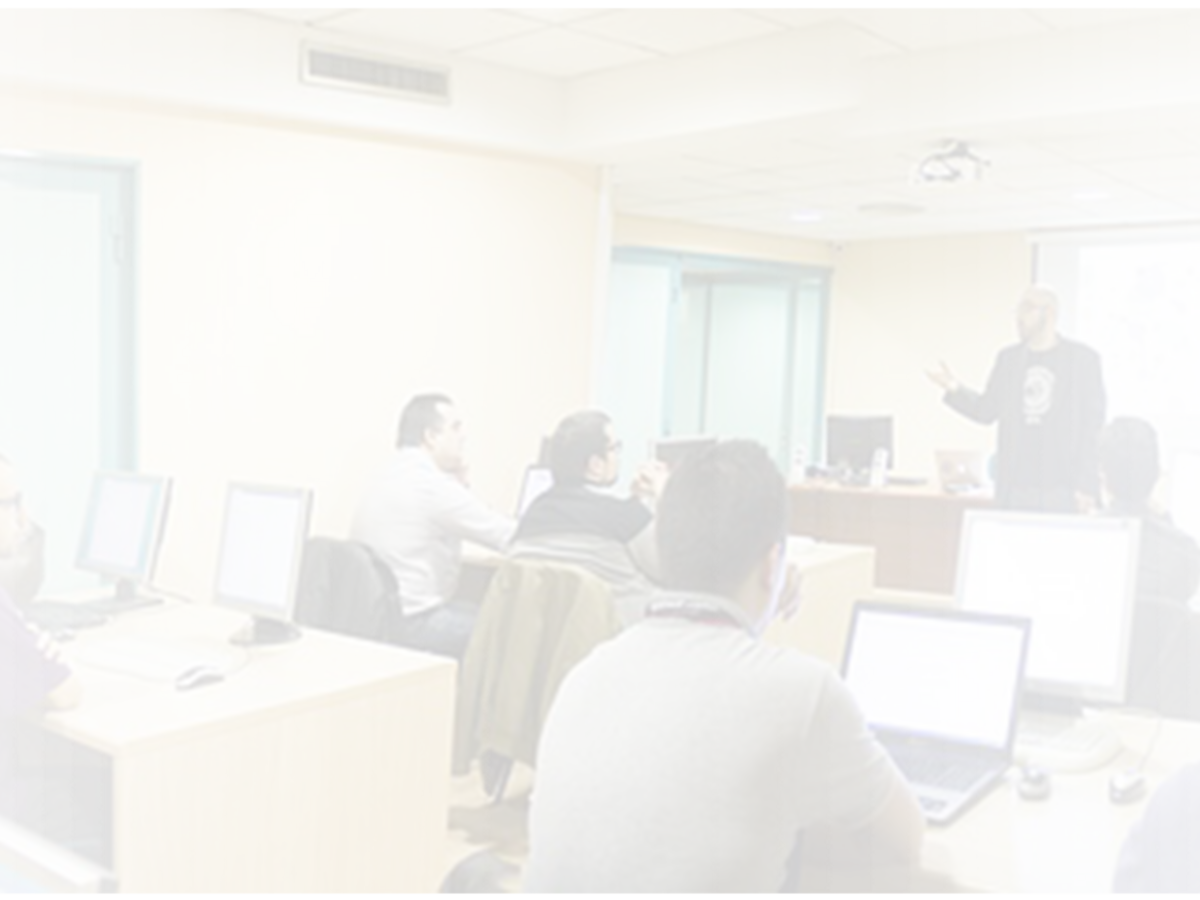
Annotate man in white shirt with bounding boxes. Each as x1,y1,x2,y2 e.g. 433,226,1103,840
351,394,514,658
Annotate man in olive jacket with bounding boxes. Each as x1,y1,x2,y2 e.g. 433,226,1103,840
929,285,1106,512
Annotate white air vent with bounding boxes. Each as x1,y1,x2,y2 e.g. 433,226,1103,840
301,44,450,104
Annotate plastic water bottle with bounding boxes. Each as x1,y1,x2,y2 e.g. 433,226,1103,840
869,447,889,488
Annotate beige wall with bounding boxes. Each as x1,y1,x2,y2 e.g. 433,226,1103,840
827,233,1034,475
1,87,603,596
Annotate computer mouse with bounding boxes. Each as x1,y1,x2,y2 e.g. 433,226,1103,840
1109,769,1148,805
1016,766,1052,801
175,666,225,692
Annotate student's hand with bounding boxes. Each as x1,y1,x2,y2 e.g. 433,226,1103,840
631,460,670,503
34,628,66,664
778,564,804,622
925,360,959,393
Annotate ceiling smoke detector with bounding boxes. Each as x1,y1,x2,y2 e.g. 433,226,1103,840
913,140,990,185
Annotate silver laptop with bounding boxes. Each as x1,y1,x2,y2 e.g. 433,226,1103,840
935,449,989,492
842,603,1030,825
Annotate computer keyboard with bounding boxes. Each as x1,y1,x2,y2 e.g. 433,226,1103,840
1016,716,1122,772
19,602,108,633
888,748,997,792
70,637,233,682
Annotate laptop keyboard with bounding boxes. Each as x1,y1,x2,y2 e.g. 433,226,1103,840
887,746,999,792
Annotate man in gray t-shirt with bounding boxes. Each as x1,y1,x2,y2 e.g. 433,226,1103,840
525,441,923,892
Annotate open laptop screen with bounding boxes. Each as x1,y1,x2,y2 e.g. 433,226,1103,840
843,604,1030,751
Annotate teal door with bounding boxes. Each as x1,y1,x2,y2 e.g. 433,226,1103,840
601,250,827,482
705,278,792,465
0,154,137,591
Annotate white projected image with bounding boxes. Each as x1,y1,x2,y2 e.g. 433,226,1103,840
1077,243,1200,430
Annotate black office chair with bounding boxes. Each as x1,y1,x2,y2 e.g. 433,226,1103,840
293,537,406,644
1126,596,1200,721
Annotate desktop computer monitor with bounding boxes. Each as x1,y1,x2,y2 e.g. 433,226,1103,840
955,510,1141,709
0,816,115,897
514,465,554,518
650,435,718,471
75,472,172,606
826,414,893,474
1169,449,1200,553
214,482,312,646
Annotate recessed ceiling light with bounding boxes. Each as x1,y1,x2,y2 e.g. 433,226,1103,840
790,209,824,223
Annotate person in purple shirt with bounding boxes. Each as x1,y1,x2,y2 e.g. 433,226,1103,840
0,454,81,819
1114,762,1200,892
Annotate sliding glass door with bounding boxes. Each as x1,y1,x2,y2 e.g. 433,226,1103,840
602,249,828,478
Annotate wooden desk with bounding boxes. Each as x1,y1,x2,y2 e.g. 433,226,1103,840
40,602,456,892
764,541,876,666
789,482,993,593
797,711,1200,893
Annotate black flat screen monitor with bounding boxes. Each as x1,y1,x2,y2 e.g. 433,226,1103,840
651,435,718,471
74,472,172,605
826,415,893,474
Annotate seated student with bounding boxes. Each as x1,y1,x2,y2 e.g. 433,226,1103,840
509,410,666,622
351,394,515,659
523,440,923,893
1099,416,1200,602
1114,761,1200,892
0,453,110,864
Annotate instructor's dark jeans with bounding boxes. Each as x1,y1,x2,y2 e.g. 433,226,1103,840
1003,487,1080,513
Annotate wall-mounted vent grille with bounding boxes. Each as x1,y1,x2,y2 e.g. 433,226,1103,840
302,44,450,104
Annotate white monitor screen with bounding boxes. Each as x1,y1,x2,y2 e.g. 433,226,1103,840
955,511,1141,705
75,473,171,582
843,605,1029,750
1169,449,1200,556
515,465,554,518
214,483,311,619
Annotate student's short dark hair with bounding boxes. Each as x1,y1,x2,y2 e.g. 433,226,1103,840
548,410,611,486
656,440,787,597
396,393,453,448
1099,416,1160,510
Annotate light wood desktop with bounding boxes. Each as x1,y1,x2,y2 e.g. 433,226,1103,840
764,540,876,666
36,600,456,893
801,715,1195,897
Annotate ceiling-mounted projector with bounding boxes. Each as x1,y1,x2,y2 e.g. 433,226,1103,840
907,139,993,188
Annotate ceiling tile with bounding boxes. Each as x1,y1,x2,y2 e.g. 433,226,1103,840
743,9,844,31
841,9,1050,52
1031,130,1199,165
1026,9,1173,32
509,9,607,25
466,27,657,78
571,9,784,56
240,9,347,25
322,9,539,53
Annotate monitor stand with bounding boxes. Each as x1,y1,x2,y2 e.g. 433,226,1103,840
85,579,164,615
229,616,302,647
1015,695,1122,773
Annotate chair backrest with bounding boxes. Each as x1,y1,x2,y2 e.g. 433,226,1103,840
453,558,621,773
294,537,405,644
1127,596,1200,721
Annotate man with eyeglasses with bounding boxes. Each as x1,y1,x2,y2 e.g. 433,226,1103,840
510,410,666,622
0,461,45,605
927,284,1106,512
0,454,82,822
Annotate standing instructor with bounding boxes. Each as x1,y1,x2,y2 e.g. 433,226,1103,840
929,285,1106,512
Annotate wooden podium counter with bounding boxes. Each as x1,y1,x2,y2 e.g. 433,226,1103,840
788,482,993,594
